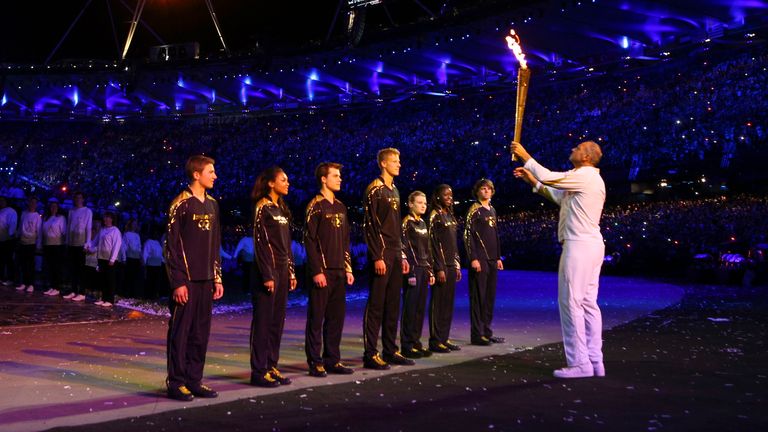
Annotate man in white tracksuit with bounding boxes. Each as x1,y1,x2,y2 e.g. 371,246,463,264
511,140,606,379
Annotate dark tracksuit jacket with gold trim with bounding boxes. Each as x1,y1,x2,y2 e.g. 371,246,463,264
464,203,501,263
304,195,352,276
363,177,405,261
401,214,433,277
253,198,295,282
429,209,460,273
164,188,222,289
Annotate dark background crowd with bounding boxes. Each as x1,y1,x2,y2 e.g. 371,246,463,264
0,46,766,300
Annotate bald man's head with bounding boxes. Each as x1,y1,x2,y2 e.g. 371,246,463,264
569,141,603,167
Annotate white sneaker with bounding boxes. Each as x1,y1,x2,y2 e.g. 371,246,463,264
63,293,76,299
94,300,105,306
553,363,594,379
15,284,26,291
72,294,86,302
46,289,60,296
99,302,112,307
592,362,605,377
26,285,35,293
2,280,13,286
43,289,53,295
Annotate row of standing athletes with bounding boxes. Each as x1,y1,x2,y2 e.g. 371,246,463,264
163,149,504,400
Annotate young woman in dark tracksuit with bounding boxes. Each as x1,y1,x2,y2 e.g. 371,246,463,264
250,166,297,388
428,184,462,353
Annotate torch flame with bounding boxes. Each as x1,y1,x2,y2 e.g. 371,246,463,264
505,29,528,69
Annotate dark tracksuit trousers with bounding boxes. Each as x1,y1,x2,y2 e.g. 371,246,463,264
44,245,65,289
469,260,498,341
250,264,290,376
144,265,162,300
363,251,402,358
166,280,214,388
429,267,458,347
305,269,346,367
17,244,36,287
0,239,15,282
67,246,85,295
401,266,429,351
97,259,117,304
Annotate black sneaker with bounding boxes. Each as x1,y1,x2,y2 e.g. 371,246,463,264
167,385,194,401
250,371,280,388
445,341,462,351
269,367,292,385
489,336,505,343
402,347,423,359
187,383,218,398
363,354,390,370
471,336,492,346
417,347,433,357
383,352,416,366
326,362,354,374
308,364,327,378
429,343,451,353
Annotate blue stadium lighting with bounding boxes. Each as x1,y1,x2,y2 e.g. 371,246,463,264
240,85,247,106
211,89,216,103
177,77,185,88
1,94,6,106
437,62,448,85
306,78,314,101
73,87,79,107
244,76,252,85
621,36,629,49
369,71,379,95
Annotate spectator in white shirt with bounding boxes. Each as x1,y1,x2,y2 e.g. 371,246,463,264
0,197,18,286
513,140,607,379
15,196,41,293
95,211,122,307
122,218,142,298
42,198,67,297
83,221,101,300
233,235,254,292
142,225,164,299
64,192,92,300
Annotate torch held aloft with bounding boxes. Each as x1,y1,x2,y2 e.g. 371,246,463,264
512,67,531,162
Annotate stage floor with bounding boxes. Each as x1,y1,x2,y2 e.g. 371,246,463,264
0,271,684,432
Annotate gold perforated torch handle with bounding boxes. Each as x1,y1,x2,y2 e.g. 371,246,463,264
513,67,531,162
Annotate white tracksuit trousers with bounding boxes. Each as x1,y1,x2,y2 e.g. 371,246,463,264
558,240,605,367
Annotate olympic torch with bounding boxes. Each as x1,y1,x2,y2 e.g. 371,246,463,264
505,29,530,162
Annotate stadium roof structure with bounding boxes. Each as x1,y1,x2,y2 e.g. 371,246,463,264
1,0,766,119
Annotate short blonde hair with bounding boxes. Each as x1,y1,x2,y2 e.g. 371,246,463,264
408,190,426,204
377,148,400,165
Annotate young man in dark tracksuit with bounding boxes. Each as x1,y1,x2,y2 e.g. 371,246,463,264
304,162,355,377
362,148,413,370
400,191,434,359
465,178,505,346
428,184,462,353
165,155,224,401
